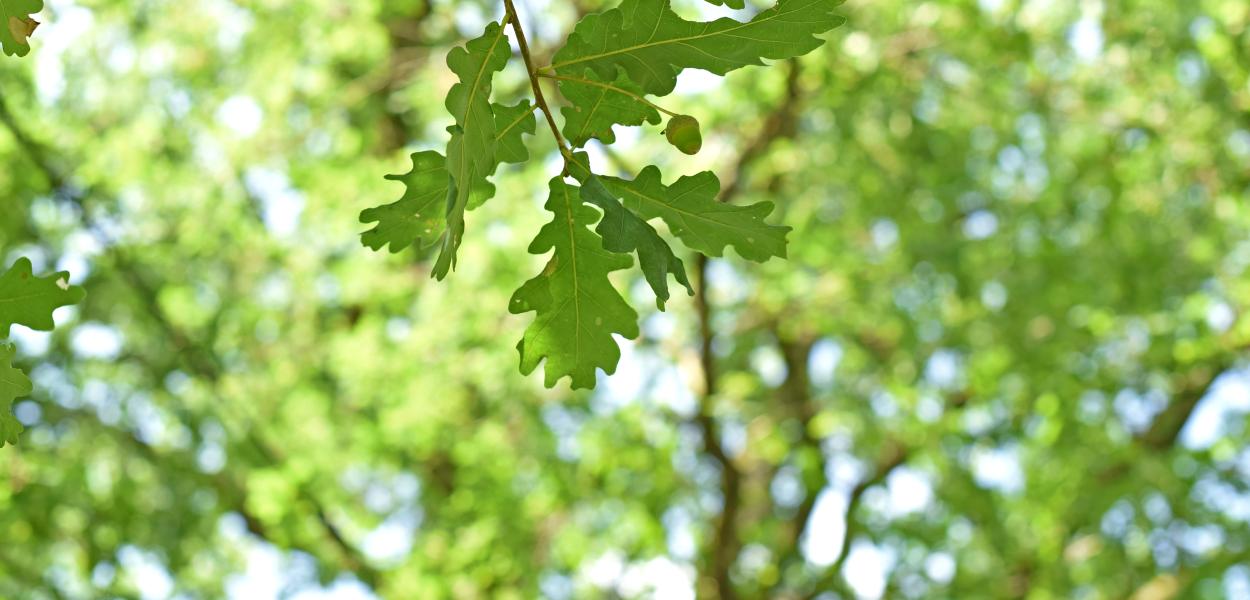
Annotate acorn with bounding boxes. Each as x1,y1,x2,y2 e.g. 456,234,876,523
664,114,702,155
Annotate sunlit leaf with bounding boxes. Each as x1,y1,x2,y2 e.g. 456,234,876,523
0,257,85,337
359,151,450,254
0,344,31,446
510,177,639,389
1,0,41,57
435,20,512,279
568,155,693,309
492,100,537,166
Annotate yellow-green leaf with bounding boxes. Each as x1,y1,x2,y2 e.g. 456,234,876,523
492,100,537,167
1,0,41,57
359,151,451,254
510,178,640,389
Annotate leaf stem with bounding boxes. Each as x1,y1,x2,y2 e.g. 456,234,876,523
537,72,681,118
503,0,572,159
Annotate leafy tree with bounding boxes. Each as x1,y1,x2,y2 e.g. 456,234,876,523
2,1,1249,599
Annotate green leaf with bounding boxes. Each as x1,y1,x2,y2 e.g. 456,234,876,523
510,177,640,389
552,0,846,96
492,100,537,166
601,166,790,261
568,155,693,309
0,257,86,337
0,343,30,447
1,0,41,57
557,68,661,147
582,175,693,310
434,20,512,280
703,0,746,9
359,151,450,254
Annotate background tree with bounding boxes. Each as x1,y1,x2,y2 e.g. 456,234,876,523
2,0,1249,599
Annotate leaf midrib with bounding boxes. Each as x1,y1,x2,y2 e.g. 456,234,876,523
458,24,508,140
560,184,583,366
495,103,536,142
451,24,509,204
445,23,509,259
612,180,762,236
0,289,68,305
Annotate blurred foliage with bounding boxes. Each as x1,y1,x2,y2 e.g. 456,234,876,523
2,0,1250,599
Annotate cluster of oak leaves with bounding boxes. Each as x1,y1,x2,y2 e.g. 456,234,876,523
360,0,846,388
0,0,847,446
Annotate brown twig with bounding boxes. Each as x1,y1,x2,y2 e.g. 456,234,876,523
502,0,571,158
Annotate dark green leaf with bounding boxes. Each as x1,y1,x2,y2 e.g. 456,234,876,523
601,166,790,261
568,155,693,309
557,68,661,147
552,0,846,96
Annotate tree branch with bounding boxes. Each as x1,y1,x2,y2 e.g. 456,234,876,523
502,0,571,158
1139,359,1233,450
805,440,908,599
766,335,825,595
694,254,743,600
